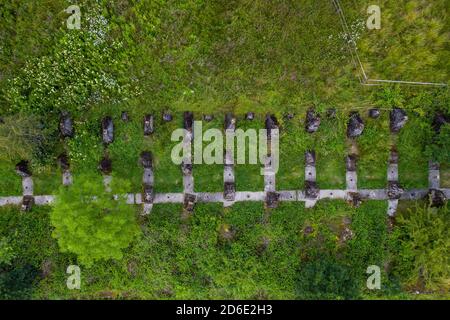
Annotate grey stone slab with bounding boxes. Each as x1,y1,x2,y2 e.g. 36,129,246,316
297,190,306,201
428,163,440,189
143,168,154,185
264,155,276,192
235,192,265,201
346,171,357,191
442,189,450,198
224,149,234,166
305,166,316,182
135,193,142,204
183,175,194,194
278,191,297,201
0,196,23,206
319,190,347,200
387,200,399,216
62,170,73,186
143,203,153,215
359,189,387,200
153,193,184,204
197,192,223,202
126,193,135,204
400,189,428,200
34,195,55,205
387,163,398,182
224,165,234,183
103,175,112,192
22,177,33,196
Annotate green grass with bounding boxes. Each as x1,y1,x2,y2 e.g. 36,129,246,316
347,0,448,83
32,165,62,195
277,114,308,190
397,116,431,189
357,111,391,188
193,115,224,192
0,161,22,196
234,114,265,191
314,114,347,189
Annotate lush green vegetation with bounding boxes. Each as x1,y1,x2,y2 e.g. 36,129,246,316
0,0,448,300
50,175,140,266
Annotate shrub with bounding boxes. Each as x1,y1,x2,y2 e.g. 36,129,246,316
392,203,449,292
4,27,135,116
425,123,450,164
50,174,141,267
0,264,40,299
295,253,360,300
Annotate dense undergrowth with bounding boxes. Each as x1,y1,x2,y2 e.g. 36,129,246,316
0,0,448,299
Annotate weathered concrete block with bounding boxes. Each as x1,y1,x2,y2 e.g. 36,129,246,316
387,181,404,200
184,111,193,131
347,112,364,138
305,150,316,166
224,182,235,201
143,114,154,135
427,189,446,208
347,192,362,207
59,111,74,138
265,114,279,139
390,108,408,133
21,195,34,212
163,111,173,122
99,157,112,175
203,114,214,122
102,116,114,144
345,154,357,172
57,153,70,171
368,108,380,119
181,161,192,175
15,160,32,177
305,180,320,199
140,151,153,168
142,184,154,203
225,113,236,130
305,108,321,133
245,112,254,121
121,111,129,122
265,191,280,209
183,193,196,212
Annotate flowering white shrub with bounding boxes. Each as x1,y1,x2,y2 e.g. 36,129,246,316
5,30,136,115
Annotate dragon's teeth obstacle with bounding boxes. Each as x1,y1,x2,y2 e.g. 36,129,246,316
0,109,448,215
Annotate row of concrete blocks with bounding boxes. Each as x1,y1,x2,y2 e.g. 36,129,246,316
2,188,448,209
7,111,446,213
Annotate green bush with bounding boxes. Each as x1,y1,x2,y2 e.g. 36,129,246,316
295,253,360,300
50,174,141,267
0,264,40,299
425,123,450,164
392,203,449,292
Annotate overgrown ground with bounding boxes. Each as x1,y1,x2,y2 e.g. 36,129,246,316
0,0,448,300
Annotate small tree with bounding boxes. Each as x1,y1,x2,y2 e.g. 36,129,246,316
50,175,140,266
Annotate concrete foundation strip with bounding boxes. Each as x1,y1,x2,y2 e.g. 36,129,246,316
2,188,447,208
